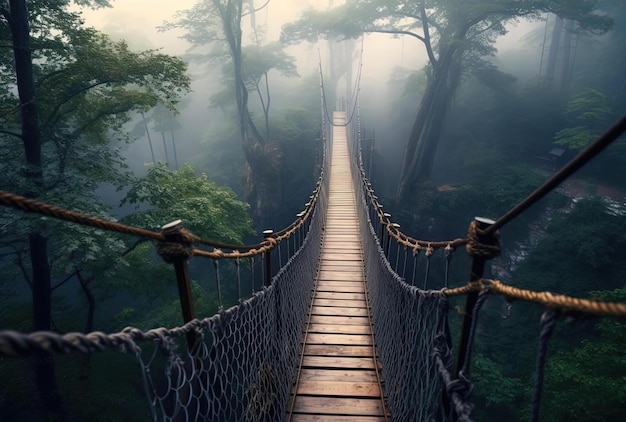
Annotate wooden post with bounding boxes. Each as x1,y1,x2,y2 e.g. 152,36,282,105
160,220,197,352
380,212,390,242
263,229,274,287
386,223,400,258
455,217,498,377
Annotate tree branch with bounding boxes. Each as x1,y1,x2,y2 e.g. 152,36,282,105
420,0,438,67
121,238,151,257
242,0,270,18
41,79,116,130
0,128,23,138
15,250,32,289
365,28,426,44
51,271,76,291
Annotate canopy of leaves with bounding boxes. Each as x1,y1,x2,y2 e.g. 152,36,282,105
281,0,612,65
122,164,255,244
210,42,298,110
554,88,613,149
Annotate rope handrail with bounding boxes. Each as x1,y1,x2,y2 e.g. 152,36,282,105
0,171,324,260
361,169,469,250
356,113,626,252
443,279,626,318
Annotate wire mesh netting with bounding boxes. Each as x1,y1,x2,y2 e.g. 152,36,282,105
136,191,325,421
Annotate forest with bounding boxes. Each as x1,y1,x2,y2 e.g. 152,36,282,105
1,0,625,420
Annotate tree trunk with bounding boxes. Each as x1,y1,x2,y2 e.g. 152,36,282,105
170,129,179,170
8,0,63,417
77,271,95,333
395,51,463,201
546,15,563,83
559,19,576,93
161,131,170,166
141,112,156,164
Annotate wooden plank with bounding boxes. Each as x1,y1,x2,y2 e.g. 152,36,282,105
317,278,363,284
319,267,363,274
316,282,364,290
322,245,361,251
314,292,365,301
292,397,384,416
319,254,362,262
296,380,381,397
318,272,363,281
289,115,386,421
312,298,366,308
323,240,361,246
319,262,362,269
310,306,368,317
298,368,378,383
314,284,364,293
303,344,374,357
320,261,363,267
302,356,376,370
306,323,371,335
290,414,386,422
309,315,369,325
305,333,372,346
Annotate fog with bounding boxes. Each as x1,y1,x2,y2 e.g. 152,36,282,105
77,1,619,208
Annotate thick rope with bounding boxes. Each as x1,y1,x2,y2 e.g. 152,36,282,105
466,220,500,259
530,310,558,422
0,319,206,357
0,190,165,241
434,350,474,422
0,179,321,260
443,279,626,317
459,290,491,375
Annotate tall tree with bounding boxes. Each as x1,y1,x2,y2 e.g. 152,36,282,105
0,1,189,417
165,0,294,228
281,0,612,201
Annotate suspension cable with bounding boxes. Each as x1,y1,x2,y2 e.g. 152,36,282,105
485,113,626,236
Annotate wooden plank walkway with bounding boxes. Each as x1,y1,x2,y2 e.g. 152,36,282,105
288,112,387,421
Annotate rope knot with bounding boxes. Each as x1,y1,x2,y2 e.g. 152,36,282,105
157,220,194,263
466,219,500,259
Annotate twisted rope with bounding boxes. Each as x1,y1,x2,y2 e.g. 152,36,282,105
0,175,322,261
530,310,558,422
0,190,165,241
0,319,210,358
433,347,474,422
459,290,491,375
443,279,626,317
466,220,500,259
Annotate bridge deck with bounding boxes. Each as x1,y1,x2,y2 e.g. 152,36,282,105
288,112,387,421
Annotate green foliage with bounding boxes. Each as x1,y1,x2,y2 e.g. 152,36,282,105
471,354,524,420
470,201,626,420
397,164,548,241
554,88,613,149
538,289,626,421
122,163,255,244
514,199,626,294
115,280,220,330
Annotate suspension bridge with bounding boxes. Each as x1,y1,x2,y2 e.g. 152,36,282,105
1,100,626,421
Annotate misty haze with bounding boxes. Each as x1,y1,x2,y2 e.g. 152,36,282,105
1,1,625,421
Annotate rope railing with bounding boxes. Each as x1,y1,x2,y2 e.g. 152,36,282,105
443,279,626,317
347,100,626,421
350,113,626,314
0,76,334,420
0,179,322,261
